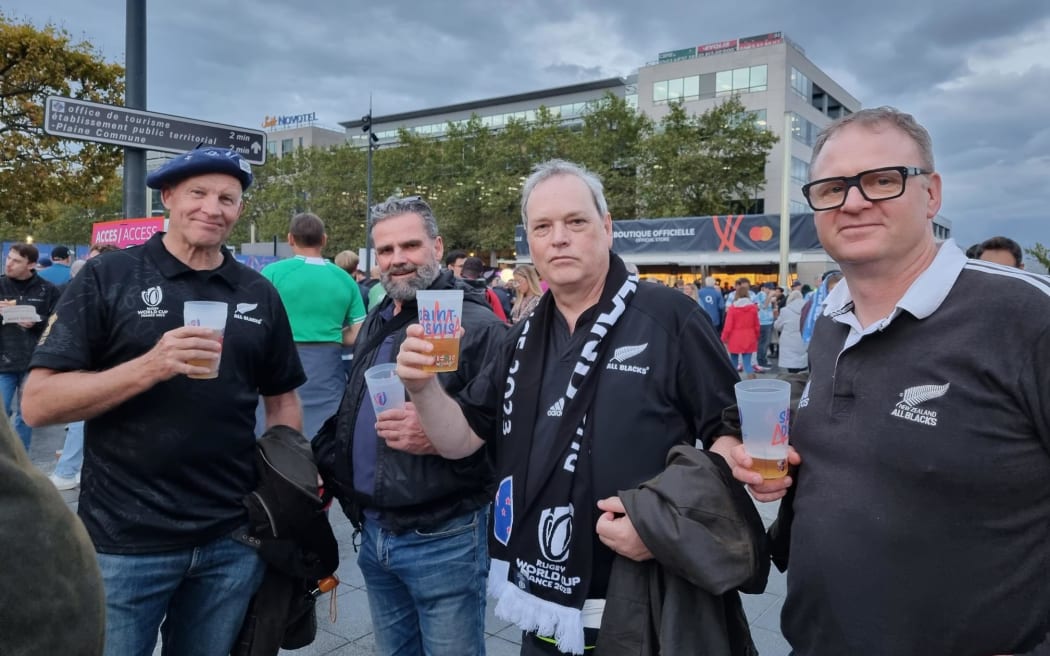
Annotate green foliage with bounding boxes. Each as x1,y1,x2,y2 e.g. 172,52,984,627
1026,243,1050,272
639,95,778,217
241,92,778,257
0,13,125,234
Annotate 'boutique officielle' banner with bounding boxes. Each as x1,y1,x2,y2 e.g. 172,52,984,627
91,218,166,248
514,214,821,259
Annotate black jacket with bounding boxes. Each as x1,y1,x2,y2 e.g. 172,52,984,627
313,271,507,532
597,446,769,656
0,384,105,655
0,273,60,372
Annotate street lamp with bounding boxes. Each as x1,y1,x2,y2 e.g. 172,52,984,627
362,106,380,275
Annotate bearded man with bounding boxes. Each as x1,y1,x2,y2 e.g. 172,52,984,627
312,195,507,656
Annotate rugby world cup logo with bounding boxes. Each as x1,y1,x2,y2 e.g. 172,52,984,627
538,504,573,563
141,286,163,308
373,391,388,407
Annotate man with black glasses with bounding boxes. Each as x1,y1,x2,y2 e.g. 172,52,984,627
720,106,1050,655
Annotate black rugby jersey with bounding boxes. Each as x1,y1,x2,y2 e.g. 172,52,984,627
31,234,305,553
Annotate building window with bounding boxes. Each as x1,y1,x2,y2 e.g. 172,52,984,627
683,75,700,100
281,138,293,154
625,94,638,110
791,67,811,99
791,156,810,184
666,77,684,102
267,141,277,155
789,200,809,214
750,109,768,129
715,70,734,96
789,113,819,146
750,65,768,91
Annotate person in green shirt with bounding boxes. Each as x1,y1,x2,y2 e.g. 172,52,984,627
262,213,366,439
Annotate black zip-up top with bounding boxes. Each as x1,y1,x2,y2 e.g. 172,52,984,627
0,273,60,372
314,271,508,532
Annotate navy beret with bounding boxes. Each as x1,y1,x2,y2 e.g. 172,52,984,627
146,146,253,191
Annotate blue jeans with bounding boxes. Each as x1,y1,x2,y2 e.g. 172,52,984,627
358,507,489,656
0,371,31,450
54,421,84,479
733,352,755,375
758,324,773,367
96,533,265,656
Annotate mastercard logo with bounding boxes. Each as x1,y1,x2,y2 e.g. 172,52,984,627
749,226,775,241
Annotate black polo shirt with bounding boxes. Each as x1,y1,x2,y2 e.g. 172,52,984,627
785,241,1050,655
31,234,305,553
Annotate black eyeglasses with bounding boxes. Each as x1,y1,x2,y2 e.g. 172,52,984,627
801,166,931,211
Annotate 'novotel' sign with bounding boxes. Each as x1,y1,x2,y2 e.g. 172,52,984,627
262,112,318,129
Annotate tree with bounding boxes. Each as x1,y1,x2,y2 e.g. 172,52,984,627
639,95,778,218
577,93,653,220
0,14,125,233
1026,243,1050,272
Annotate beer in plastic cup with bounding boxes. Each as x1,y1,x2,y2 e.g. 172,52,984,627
363,363,405,415
734,378,791,479
183,301,228,380
416,290,463,373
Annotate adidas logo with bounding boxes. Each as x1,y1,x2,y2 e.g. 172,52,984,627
547,397,564,417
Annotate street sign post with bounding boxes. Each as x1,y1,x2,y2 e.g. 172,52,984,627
43,96,267,165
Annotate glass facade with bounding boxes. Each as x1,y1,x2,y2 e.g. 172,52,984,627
351,97,616,145
652,65,768,104
791,156,810,184
789,112,821,147
790,67,811,99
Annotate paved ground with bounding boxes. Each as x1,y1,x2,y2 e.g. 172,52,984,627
29,421,791,656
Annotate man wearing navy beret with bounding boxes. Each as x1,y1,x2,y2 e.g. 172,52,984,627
23,146,306,656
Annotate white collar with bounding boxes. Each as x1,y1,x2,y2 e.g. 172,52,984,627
295,255,327,265
824,239,967,330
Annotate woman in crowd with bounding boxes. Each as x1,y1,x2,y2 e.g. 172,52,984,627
774,289,808,373
510,264,543,324
722,287,760,379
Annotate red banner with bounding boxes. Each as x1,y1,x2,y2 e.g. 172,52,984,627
91,218,166,248
696,39,737,56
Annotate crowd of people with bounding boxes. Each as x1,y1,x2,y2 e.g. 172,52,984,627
1,105,1047,656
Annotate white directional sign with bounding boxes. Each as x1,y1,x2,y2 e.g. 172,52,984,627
43,96,267,165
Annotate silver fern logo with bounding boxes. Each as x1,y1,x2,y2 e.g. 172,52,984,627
606,343,650,375
891,383,950,427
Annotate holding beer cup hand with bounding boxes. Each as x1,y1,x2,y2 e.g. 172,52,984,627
415,290,463,372
734,378,792,479
183,301,227,379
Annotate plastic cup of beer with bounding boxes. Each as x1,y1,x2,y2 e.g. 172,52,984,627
416,290,463,373
363,363,406,416
734,378,791,479
183,301,228,380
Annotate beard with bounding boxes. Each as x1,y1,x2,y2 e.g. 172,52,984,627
381,259,442,301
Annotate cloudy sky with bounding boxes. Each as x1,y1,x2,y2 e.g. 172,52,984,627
7,0,1050,254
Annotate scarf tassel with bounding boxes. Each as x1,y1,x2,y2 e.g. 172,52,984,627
488,559,586,655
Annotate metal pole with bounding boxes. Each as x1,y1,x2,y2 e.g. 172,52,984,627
778,112,792,287
123,0,147,218
363,97,374,277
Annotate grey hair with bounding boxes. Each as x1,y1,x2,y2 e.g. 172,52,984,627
810,106,935,175
520,159,609,227
369,195,440,239
704,276,716,287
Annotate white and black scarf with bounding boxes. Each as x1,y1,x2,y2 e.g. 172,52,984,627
489,253,638,654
